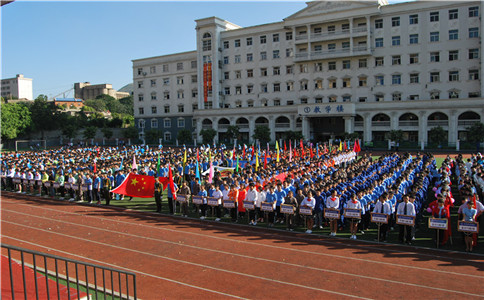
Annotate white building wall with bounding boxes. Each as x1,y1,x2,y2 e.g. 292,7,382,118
133,0,483,146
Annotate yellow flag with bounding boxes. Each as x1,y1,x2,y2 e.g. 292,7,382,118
255,152,259,171
339,141,342,151
183,148,187,164
276,141,280,162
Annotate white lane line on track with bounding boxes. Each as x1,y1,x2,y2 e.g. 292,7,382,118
2,225,372,300
3,220,480,297
1,236,247,300
3,200,483,279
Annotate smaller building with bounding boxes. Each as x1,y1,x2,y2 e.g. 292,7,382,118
74,82,130,100
1,74,33,100
54,98,84,108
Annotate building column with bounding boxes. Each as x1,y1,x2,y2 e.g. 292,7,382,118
212,117,219,144
268,115,276,143
366,15,371,48
390,112,398,130
448,110,458,146
248,116,255,144
290,114,296,131
349,17,354,55
195,118,202,143
302,116,310,141
418,111,427,144
344,116,354,133
363,113,372,142
306,24,311,54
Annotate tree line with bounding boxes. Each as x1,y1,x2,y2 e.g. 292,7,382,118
1,94,136,142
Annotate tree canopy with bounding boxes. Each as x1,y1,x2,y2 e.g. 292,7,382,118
1,102,31,140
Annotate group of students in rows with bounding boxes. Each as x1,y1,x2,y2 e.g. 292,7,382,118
159,151,436,243
2,144,483,248
426,153,484,252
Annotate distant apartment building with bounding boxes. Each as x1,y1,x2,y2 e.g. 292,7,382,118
54,98,84,108
132,0,483,145
1,74,33,100
74,82,130,101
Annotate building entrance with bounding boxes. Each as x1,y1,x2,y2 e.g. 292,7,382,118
310,117,345,142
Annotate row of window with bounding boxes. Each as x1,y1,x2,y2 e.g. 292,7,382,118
222,32,294,50
374,28,479,48
138,104,186,115
375,6,479,28
136,60,197,76
137,75,198,88
138,118,187,130
219,50,479,82
220,69,479,96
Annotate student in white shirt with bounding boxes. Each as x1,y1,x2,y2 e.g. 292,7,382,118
346,194,363,240
325,190,340,237
373,192,391,242
245,182,259,225
396,194,416,244
301,191,316,234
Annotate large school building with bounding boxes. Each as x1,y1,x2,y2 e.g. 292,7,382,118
132,0,483,146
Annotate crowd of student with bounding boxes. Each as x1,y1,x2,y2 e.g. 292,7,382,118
1,144,483,249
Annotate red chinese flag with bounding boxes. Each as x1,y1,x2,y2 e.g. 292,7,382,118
110,173,155,198
264,152,268,169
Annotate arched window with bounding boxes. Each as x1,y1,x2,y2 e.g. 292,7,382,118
202,32,212,51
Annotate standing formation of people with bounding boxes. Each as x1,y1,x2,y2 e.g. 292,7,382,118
2,144,483,251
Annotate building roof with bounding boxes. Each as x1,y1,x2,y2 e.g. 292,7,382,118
54,98,83,102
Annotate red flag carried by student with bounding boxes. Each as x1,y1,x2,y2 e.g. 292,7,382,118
110,173,155,198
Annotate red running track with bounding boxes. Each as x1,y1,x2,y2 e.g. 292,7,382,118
2,193,484,299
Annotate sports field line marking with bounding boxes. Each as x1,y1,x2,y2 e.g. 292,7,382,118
1,236,248,300
3,200,482,278
4,210,483,297
2,221,375,299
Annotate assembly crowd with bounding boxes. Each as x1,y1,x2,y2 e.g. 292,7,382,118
1,143,483,250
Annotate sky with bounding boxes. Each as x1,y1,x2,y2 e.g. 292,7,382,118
1,0,410,99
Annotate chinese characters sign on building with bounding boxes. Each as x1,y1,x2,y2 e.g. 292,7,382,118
298,103,355,116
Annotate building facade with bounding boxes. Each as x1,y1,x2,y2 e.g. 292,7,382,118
1,74,33,100
74,82,130,101
133,0,483,146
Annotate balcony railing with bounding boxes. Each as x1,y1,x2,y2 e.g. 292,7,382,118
398,120,419,127
295,27,367,42
458,120,480,126
275,123,290,129
427,120,448,127
354,121,363,127
255,123,269,127
295,46,370,62
218,124,229,130
202,124,213,130
371,121,390,127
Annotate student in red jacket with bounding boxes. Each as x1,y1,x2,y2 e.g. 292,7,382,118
432,199,450,246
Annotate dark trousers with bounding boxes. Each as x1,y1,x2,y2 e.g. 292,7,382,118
154,192,162,212
103,188,111,205
168,197,174,214
379,223,388,241
399,225,413,243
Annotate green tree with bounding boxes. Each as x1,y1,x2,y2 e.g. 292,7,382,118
101,127,114,140
145,129,163,143
28,97,59,139
200,128,217,144
428,126,446,146
84,99,107,112
177,129,193,145
123,126,139,139
252,125,271,144
226,125,240,142
467,122,484,151
83,126,97,140
61,124,78,140
1,102,31,140
388,130,404,142
285,130,303,141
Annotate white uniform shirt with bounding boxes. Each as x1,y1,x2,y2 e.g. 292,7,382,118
396,202,416,216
